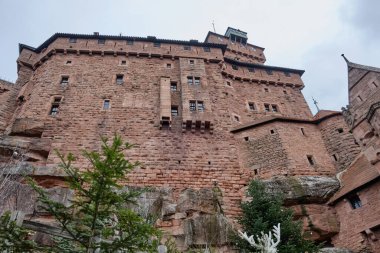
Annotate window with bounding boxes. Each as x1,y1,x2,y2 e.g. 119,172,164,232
264,104,270,112
226,81,231,86
154,42,161,48
244,136,249,141
264,88,269,92
283,90,287,95
189,101,196,111
203,47,211,52
197,101,204,112
270,129,275,134
337,128,344,133
121,60,127,65
189,59,195,65
266,69,273,75
170,82,177,91
66,60,72,65
166,63,172,68
301,128,305,136
184,45,191,50
60,76,69,85
116,74,124,85
127,40,134,45
284,71,291,77
348,194,362,209
307,155,315,166
49,97,62,116
103,100,110,110
232,65,238,70
69,38,77,43
248,102,255,111
171,106,178,116
234,115,240,122
248,67,255,73
271,104,278,112
194,77,200,85
332,154,338,161
187,76,194,85
98,39,105,44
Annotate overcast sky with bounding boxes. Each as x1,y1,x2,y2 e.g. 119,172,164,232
1,0,380,114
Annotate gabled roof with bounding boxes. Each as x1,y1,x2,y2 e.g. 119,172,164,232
19,33,228,54
224,58,305,76
342,54,380,73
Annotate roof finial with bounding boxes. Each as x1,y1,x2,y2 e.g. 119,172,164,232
212,20,216,33
341,54,350,63
312,97,320,112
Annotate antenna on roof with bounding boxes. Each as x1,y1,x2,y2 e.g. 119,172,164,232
312,97,320,112
212,20,216,33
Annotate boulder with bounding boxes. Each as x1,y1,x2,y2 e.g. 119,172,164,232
261,176,340,204
10,118,44,137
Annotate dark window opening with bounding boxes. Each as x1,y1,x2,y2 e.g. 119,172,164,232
121,60,127,65
103,100,110,110
248,67,255,73
226,81,231,86
307,155,315,166
189,101,196,111
49,97,62,116
167,63,171,68
116,75,124,85
69,38,77,43
271,104,278,112
170,82,177,91
332,154,338,161
254,169,258,175
208,161,211,165
194,77,200,85
98,39,105,44
270,129,275,134
284,71,291,77
127,40,134,45
197,101,204,112
301,128,305,136
248,102,255,111
337,128,344,133
187,76,194,85
348,194,362,209
283,90,287,94
171,106,178,116
189,59,195,65
153,42,161,48
203,47,211,52
266,69,273,75
66,60,72,64
264,88,269,92
234,115,240,122
264,104,270,112
61,76,69,85
232,65,238,70
184,45,191,50
244,136,249,141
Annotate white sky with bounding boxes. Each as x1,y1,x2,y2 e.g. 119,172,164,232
1,0,380,114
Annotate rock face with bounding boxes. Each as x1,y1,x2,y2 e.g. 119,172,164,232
261,176,340,205
319,248,353,253
132,187,232,252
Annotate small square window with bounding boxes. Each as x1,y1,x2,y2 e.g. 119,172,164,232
167,63,172,69
244,136,249,141
121,60,127,65
189,101,196,111
184,45,191,50
264,88,269,92
348,194,362,209
103,100,110,110
127,40,134,45
264,104,270,112
266,69,273,75
98,39,105,45
226,81,231,86
270,129,275,134
154,42,161,48
337,128,344,133
189,59,195,65
283,90,287,94
171,106,178,116
248,102,255,111
116,75,124,85
248,67,255,73
61,76,69,85
187,76,194,85
66,60,72,65
203,47,211,52
232,65,238,70
307,155,315,166
197,101,204,112
284,71,291,77
271,104,278,112
194,77,200,85
69,38,77,43
170,82,177,91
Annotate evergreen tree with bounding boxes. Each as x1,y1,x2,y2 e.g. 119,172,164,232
0,135,160,252
235,180,319,253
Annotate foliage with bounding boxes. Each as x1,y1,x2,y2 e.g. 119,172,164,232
0,211,39,252
25,135,160,252
235,180,320,253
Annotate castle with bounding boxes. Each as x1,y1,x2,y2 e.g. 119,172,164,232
0,27,379,252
